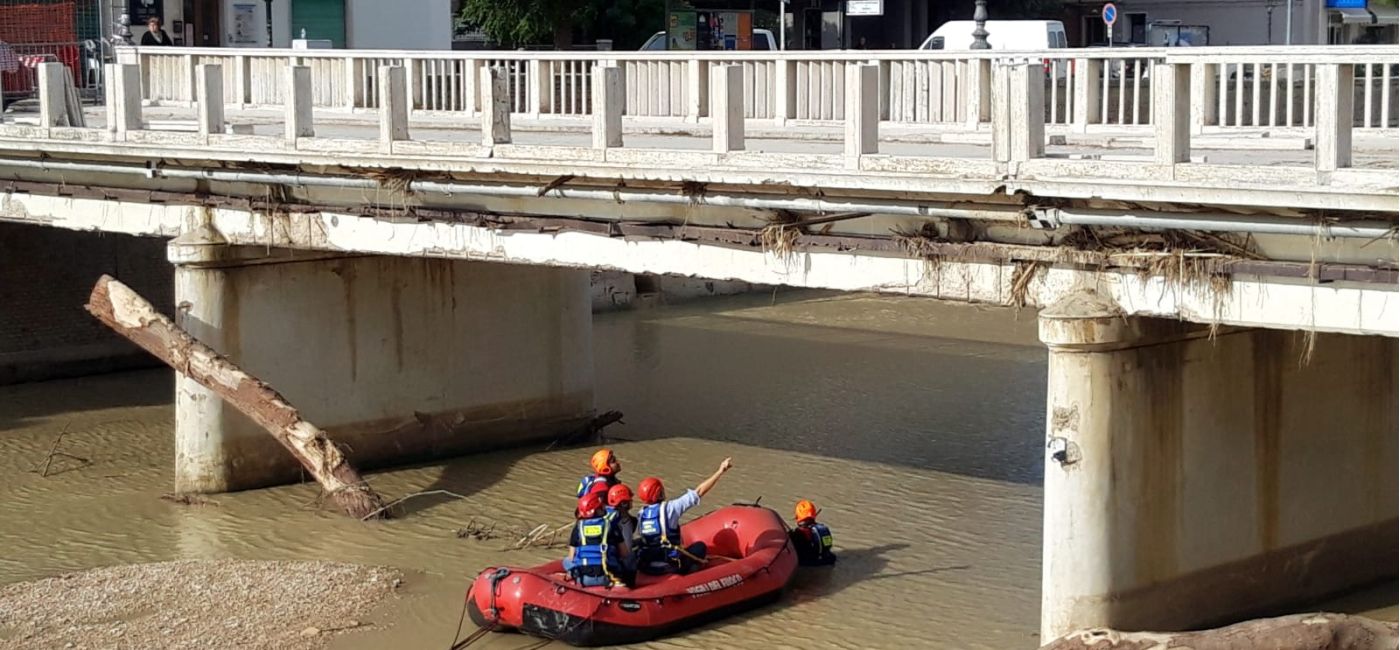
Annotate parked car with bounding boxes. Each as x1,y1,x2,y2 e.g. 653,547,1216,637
640,28,777,51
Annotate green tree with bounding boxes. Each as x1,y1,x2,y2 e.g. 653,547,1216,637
458,0,664,50
457,0,589,49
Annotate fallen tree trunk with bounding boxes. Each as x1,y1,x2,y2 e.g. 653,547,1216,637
85,275,387,519
1041,613,1399,650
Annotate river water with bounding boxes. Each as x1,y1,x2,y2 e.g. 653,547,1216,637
0,291,1389,649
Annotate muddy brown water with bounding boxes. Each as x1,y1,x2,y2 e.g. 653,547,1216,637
0,292,1391,649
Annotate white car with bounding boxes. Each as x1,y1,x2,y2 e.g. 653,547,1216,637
641,28,777,51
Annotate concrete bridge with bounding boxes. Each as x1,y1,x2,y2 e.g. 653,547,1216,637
0,44,1396,641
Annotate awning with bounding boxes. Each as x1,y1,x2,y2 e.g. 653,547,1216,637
1371,5,1398,25
1336,7,1374,23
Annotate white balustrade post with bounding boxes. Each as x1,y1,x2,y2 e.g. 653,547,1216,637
711,65,744,153
196,64,225,138
378,66,409,152
236,55,251,107
183,53,197,105
992,61,1045,164
37,62,67,129
844,64,879,165
343,56,358,110
465,59,483,115
967,58,993,127
1190,62,1218,135
592,66,623,149
528,59,552,117
480,67,512,146
403,57,418,113
686,60,709,122
284,64,314,142
1072,58,1102,133
774,59,795,124
112,63,143,137
1152,63,1191,166
878,61,891,121
1315,63,1353,172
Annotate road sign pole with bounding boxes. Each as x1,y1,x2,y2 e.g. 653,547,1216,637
1102,3,1117,48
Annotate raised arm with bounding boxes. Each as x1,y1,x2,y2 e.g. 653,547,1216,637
694,458,733,499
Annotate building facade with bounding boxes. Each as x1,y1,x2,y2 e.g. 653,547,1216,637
1060,0,1397,46
126,0,452,49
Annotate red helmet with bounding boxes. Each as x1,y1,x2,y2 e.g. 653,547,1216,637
607,484,633,508
577,492,604,518
638,477,665,504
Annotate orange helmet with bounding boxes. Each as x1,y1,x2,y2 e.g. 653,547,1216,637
638,477,665,504
795,499,818,522
577,492,604,518
590,448,615,476
607,484,633,508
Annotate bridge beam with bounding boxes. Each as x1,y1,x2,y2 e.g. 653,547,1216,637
1038,291,1397,639
167,227,594,493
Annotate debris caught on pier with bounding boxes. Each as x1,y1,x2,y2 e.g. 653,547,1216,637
760,212,803,260
83,275,387,520
1039,613,1398,650
160,493,219,507
546,409,625,451
1009,260,1048,308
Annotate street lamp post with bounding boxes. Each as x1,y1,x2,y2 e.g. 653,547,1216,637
264,0,274,47
1285,0,1294,45
971,0,991,50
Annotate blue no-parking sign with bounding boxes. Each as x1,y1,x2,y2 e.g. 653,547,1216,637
1102,3,1118,27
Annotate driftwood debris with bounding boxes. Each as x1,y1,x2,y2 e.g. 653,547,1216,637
84,275,386,519
1041,613,1399,650
34,421,91,477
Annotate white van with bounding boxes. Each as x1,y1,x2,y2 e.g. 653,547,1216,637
918,20,1068,51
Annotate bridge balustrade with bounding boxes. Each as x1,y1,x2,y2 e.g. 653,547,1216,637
124,46,1398,133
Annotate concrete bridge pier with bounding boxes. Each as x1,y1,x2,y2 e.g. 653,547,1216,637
168,227,594,493
1039,291,1397,639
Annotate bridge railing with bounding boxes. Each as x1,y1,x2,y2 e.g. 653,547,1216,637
120,46,1398,133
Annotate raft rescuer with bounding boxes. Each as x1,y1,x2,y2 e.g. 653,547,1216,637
790,499,837,566
636,458,734,575
577,448,621,498
566,492,635,588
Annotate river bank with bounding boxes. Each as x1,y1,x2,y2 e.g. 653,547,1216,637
0,560,400,649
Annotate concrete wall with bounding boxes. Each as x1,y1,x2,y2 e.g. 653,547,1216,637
174,249,593,492
0,223,171,384
216,0,450,49
1040,295,1397,637
347,0,451,50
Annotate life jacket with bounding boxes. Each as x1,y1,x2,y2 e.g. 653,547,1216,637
576,474,613,499
572,515,620,577
638,502,682,554
606,506,636,544
799,521,834,555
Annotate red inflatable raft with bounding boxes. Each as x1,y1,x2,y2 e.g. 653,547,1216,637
466,504,797,646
